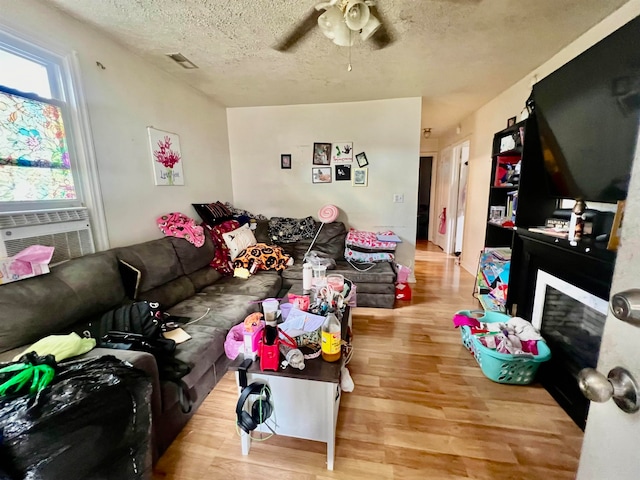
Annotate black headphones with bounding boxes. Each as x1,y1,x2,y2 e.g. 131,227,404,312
236,359,273,434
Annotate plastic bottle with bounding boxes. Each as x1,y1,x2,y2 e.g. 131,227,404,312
321,312,341,362
302,263,312,291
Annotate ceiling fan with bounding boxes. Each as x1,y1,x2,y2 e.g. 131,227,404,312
274,0,394,52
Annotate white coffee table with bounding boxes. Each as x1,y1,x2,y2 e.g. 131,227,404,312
231,307,351,470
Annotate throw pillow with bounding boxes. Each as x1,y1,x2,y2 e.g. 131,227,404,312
233,243,292,272
192,202,233,227
268,216,316,243
207,219,240,275
222,223,257,260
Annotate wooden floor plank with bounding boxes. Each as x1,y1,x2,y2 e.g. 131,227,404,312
152,241,583,479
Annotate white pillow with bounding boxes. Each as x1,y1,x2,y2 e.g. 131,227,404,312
222,223,257,260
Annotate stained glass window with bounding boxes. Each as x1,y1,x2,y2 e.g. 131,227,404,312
0,89,77,202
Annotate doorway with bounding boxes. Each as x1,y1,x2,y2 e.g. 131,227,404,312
452,142,470,256
432,141,470,255
416,156,432,240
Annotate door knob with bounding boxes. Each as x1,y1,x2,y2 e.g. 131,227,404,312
610,289,640,326
578,367,640,414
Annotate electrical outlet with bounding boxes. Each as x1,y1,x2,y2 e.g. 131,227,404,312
393,194,404,203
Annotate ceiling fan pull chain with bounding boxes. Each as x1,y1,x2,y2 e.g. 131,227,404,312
348,31,353,71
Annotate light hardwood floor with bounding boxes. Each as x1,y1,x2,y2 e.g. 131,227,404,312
153,241,583,479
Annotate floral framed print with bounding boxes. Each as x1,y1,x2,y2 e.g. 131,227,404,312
148,127,184,185
313,142,332,165
355,151,369,168
335,164,351,181
281,154,292,169
353,167,368,187
312,167,332,183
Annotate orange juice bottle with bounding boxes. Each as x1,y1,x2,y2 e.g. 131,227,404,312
321,313,341,362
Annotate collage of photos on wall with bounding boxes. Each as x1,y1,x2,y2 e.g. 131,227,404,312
305,142,368,186
280,142,369,186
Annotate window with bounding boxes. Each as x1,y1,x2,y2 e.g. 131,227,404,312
0,25,107,250
0,30,82,211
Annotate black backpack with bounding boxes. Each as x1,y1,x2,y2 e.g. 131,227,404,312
98,301,175,356
93,301,193,412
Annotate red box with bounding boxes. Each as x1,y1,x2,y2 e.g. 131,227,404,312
395,282,412,301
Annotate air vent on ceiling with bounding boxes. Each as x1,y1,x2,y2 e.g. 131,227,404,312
166,53,198,69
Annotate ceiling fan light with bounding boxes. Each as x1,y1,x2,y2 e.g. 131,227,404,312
332,25,355,46
318,7,344,39
344,0,370,31
360,14,381,41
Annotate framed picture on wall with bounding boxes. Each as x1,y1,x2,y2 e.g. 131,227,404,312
332,142,353,162
148,127,184,185
355,152,369,168
335,164,351,181
353,167,368,187
281,154,291,169
313,143,332,165
312,167,332,183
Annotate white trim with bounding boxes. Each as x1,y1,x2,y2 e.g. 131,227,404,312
531,270,609,330
65,52,109,250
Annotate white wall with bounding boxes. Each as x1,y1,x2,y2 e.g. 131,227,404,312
438,0,640,275
0,0,233,248
227,98,422,268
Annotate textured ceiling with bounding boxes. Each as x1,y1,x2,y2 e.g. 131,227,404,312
45,0,629,135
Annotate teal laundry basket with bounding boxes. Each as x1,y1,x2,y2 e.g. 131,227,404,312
456,310,551,385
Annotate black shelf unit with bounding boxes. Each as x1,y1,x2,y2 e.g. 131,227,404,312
487,113,619,429
482,116,558,311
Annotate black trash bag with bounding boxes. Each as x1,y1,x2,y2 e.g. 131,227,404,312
0,356,152,480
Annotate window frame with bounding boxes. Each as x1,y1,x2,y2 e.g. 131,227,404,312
0,24,108,250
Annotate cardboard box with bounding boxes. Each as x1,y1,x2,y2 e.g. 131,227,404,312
0,257,50,285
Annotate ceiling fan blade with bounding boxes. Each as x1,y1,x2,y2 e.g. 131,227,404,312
368,4,394,49
273,8,323,52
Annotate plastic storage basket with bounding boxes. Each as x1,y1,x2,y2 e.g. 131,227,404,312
457,310,551,385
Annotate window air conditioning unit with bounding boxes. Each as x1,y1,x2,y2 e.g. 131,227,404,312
0,208,95,264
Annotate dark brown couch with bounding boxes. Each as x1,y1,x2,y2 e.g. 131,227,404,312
0,220,396,468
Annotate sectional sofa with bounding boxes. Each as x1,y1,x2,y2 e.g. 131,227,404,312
0,219,396,465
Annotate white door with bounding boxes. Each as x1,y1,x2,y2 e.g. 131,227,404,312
577,149,640,478
433,147,452,251
453,142,470,254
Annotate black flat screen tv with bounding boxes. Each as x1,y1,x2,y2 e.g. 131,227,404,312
532,15,640,203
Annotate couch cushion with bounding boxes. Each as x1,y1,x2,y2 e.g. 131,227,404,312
170,235,216,275
136,276,196,309
173,324,227,393
281,259,395,284
116,238,184,294
0,251,125,354
168,293,261,331
254,220,270,244
201,271,282,299
187,266,223,291
277,221,347,262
